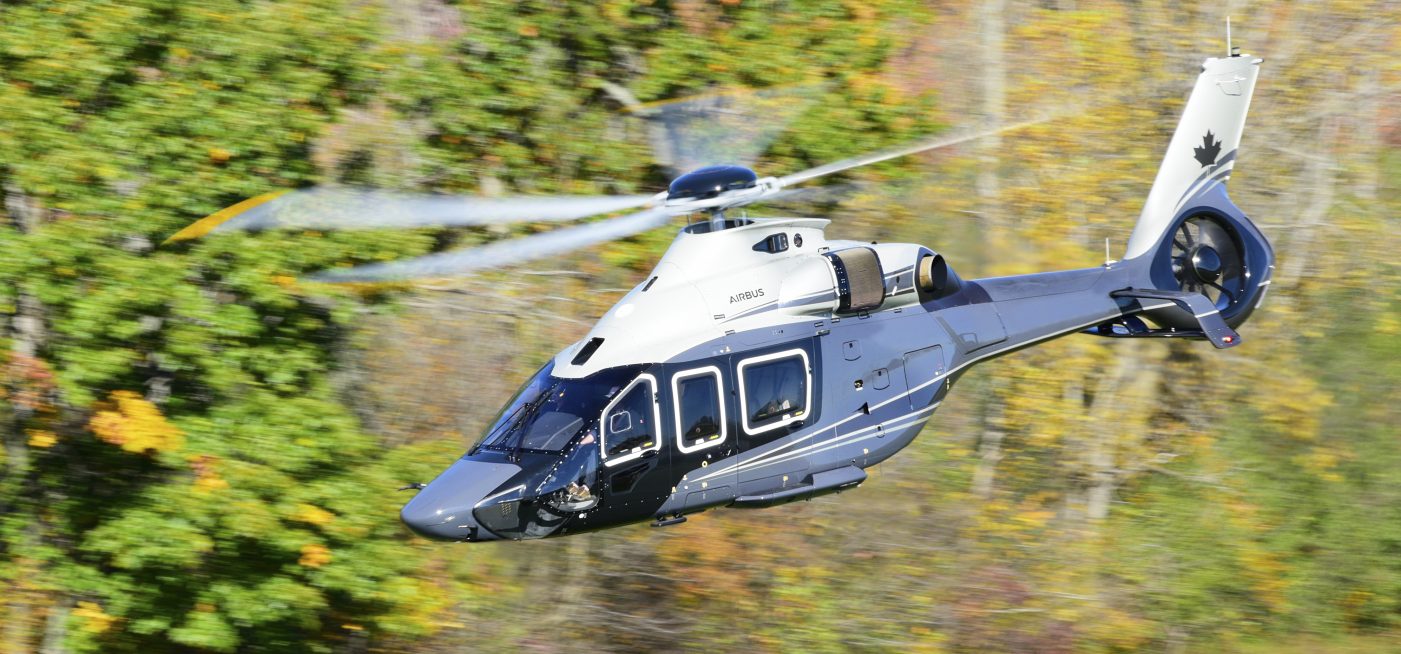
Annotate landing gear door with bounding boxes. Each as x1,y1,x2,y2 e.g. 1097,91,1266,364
669,363,738,511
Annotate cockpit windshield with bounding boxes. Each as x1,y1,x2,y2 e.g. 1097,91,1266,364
473,361,646,455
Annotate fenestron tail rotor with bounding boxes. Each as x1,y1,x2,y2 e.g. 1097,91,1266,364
1171,215,1246,307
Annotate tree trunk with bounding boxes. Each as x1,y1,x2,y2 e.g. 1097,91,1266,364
971,378,1007,500
38,597,70,654
3,179,51,654
976,0,1006,232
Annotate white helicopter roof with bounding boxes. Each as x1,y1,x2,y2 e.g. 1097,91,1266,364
552,217,855,378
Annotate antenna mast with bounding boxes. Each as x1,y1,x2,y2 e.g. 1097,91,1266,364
1226,16,1232,57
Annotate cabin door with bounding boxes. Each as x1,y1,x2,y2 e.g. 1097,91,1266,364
668,362,738,511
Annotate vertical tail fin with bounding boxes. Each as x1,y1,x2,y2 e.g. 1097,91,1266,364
1125,54,1263,259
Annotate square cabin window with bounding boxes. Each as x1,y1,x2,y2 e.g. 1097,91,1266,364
673,366,726,453
738,349,811,435
601,375,660,467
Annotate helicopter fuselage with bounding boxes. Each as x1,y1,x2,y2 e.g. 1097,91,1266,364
399,198,1268,542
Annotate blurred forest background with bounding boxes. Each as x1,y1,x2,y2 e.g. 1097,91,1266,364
2,1,1399,652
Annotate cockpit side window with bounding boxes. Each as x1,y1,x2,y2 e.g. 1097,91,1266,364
738,348,811,435
672,366,727,453
601,374,660,467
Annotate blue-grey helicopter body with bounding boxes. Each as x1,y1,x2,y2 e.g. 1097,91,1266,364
170,51,1272,542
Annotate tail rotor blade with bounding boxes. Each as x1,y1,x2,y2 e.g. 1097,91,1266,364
165,188,656,243
309,206,677,282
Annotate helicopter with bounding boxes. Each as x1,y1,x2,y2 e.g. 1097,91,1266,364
169,49,1271,542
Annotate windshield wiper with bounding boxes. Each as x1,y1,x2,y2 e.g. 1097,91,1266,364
508,392,551,463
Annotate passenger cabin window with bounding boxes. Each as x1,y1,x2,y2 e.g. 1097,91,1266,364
672,366,726,453
601,375,660,467
738,349,811,435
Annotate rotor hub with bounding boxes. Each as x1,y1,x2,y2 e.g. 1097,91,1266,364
666,165,759,201
1187,245,1223,283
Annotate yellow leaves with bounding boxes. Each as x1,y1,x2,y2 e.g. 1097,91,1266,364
299,543,332,568
193,474,231,493
193,471,229,493
26,429,57,448
1220,497,1291,612
208,147,232,163
1341,589,1376,627
1294,446,1345,483
88,390,184,455
380,577,457,635
73,601,116,634
1376,312,1400,335
292,503,336,527
1187,431,1216,453
1255,353,1333,442
1083,607,1154,651
1013,509,1056,529
189,455,231,493
1240,547,1290,613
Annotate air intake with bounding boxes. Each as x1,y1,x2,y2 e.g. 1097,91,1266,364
571,337,605,365
824,247,884,314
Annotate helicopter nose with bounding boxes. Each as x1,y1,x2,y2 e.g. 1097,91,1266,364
400,459,521,541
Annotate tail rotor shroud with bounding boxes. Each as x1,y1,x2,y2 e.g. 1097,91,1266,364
1171,215,1246,309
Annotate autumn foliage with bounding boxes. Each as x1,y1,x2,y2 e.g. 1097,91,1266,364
88,390,184,455
2,1,1399,653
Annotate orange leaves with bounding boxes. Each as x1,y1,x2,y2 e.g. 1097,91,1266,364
73,601,116,634
190,455,230,493
298,543,332,568
87,390,184,455
26,429,57,448
6,352,57,413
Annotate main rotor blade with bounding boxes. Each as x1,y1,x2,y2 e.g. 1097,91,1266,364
740,183,856,209
165,188,655,243
627,83,823,173
775,116,1051,188
309,206,677,282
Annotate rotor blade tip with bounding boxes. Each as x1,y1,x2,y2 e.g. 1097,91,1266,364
162,190,291,244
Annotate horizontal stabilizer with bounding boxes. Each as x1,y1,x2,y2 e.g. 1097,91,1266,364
1109,288,1241,348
